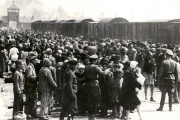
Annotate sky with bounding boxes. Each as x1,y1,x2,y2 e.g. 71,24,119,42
0,0,180,22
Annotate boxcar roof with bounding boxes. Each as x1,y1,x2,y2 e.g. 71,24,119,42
74,19,94,23
99,17,129,23
67,20,76,23
59,20,75,23
88,22,99,23
34,20,42,23
42,20,56,23
168,19,180,23
55,20,62,23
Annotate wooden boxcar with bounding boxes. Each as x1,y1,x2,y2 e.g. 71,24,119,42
66,20,76,37
42,20,54,32
54,20,62,34
59,20,72,36
35,20,42,32
113,22,180,44
49,20,57,32
98,17,129,39
87,22,98,39
31,21,35,31
73,19,94,39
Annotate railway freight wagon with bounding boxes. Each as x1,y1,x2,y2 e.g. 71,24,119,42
32,20,42,31
58,20,76,36
73,19,94,39
65,20,76,37
98,17,129,39
54,20,62,33
49,20,57,32
113,22,180,44
41,20,55,32
87,22,98,39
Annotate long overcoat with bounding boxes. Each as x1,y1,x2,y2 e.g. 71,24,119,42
120,70,141,110
0,49,8,72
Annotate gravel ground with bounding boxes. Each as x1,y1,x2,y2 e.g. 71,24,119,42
0,78,180,120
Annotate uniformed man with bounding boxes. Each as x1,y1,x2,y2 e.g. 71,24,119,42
157,49,178,111
84,55,106,120
60,58,78,120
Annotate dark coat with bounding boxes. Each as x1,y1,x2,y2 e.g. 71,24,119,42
61,68,78,114
38,67,57,92
158,58,178,88
110,77,123,103
0,49,8,72
120,70,141,110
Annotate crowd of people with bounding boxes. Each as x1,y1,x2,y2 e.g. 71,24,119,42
0,28,180,120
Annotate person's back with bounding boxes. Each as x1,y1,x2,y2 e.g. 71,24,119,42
38,67,54,92
157,49,178,111
84,64,100,81
159,59,177,80
9,46,19,60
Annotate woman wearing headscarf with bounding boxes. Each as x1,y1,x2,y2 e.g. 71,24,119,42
38,58,57,119
120,61,142,120
75,64,87,115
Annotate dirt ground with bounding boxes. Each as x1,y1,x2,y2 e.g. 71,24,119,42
1,78,180,120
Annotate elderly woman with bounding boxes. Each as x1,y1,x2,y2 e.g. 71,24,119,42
75,64,87,115
13,60,25,119
120,61,142,120
38,58,57,119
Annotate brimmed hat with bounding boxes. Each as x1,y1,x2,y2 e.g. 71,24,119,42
68,58,78,65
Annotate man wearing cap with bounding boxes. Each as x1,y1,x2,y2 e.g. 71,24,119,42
157,49,178,111
60,58,78,120
25,52,39,118
84,54,106,120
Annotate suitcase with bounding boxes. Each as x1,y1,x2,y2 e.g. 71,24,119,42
4,77,13,83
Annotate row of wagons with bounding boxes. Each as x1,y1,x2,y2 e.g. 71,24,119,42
31,17,129,39
31,18,180,44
